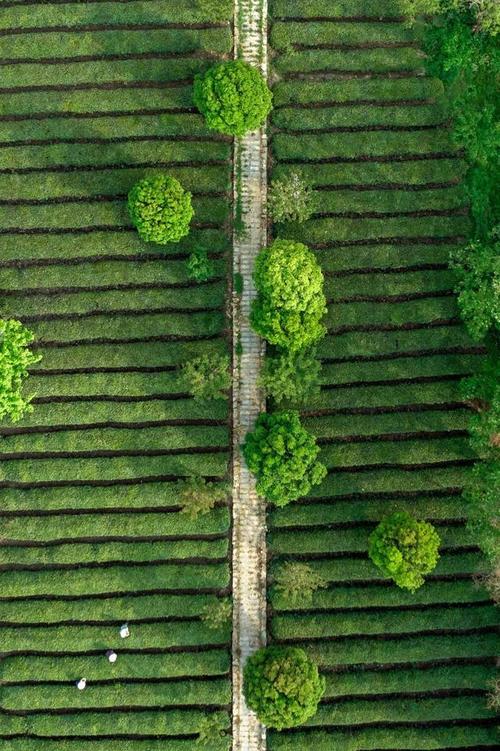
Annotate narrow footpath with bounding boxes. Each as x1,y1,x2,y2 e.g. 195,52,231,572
231,1,268,750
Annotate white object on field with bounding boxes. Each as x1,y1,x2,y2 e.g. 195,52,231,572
106,650,118,663
119,623,130,638
76,678,87,690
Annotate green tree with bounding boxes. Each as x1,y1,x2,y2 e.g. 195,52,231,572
368,512,441,592
187,246,215,283
464,460,499,561
181,353,230,401
243,646,325,730
461,350,500,457
193,60,272,137
260,348,321,406
268,172,316,224
196,714,227,746
274,562,327,605
242,410,326,506
251,239,327,352
0,319,41,423
200,598,232,630
128,175,193,244
450,228,499,341
176,476,228,519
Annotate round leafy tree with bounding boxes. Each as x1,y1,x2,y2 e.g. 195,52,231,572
251,239,327,352
268,171,315,224
243,646,325,730
0,319,41,423
242,410,326,506
368,512,441,592
193,60,272,137
260,348,321,406
128,175,193,244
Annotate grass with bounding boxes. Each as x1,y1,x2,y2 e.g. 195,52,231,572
267,3,498,749
0,0,233,744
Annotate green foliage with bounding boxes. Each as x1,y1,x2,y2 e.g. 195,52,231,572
450,75,499,166
194,0,232,22
196,714,227,746
242,410,326,506
193,60,272,137
181,353,231,400
397,0,442,24
268,171,316,224
127,175,194,244
464,460,500,561
251,239,327,352
368,512,441,592
461,349,500,457
0,319,41,423
200,598,232,630
466,164,498,238
470,0,500,35
243,646,325,730
450,228,500,341
187,246,215,282
423,12,488,83
274,561,327,604
260,348,321,405
233,272,244,295
176,476,228,519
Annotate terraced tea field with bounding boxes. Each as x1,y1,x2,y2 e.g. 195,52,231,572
0,1,233,749
267,1,499,749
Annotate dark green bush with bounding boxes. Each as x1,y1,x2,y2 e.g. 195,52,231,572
176,476,228,519
268,171,316,224
181,353,231,401
450,227,499,341
251,239,327,352
461,348,500,457
242,410,326,506
187,246,215,282
464,460,500,561
368,511,441,591
0,319,41,423
243,646,325,729
260,348,321,405
274,562,327,605
128,175,194,244
193,60,272,137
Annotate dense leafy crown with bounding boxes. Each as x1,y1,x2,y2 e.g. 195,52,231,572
128,175,194,244
181,353,230,401
243,646,325,730
260,348,321,406
450,228,500,341
193,60,272,137
400,0,500,34
368,512,441,592
0,319,41,423
464,460,500,561
242,410,326,506
251,239,327,352
268,172,316,224
461,349,500,458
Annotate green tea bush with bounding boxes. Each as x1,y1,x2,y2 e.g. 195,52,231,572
464,460,500,560
251,239,327,352
176,476,228,519
466,164,498,238
187,246,215,282
461,349,500,457
181,353,230,400
274,562,327,605
450,227,499,341
243,646,325,729
128,175,193,244
268,172,316,224
260,348,321,405
193,60,272,137
200,598,232,630
0,319,41,423
196,714,227,746
368,511,441,592
242,410,326,506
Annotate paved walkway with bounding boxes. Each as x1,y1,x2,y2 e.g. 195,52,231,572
232,1,268,750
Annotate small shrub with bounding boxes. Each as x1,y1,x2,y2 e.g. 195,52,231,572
200,598,232,630
450,76,498,166
181,353,230,401
260,348,321,405
128,175,193,244
275,562,327,604
193,60,272,137
466,164,497,238
176,476,228,519
486,678,500,711
242,410,326,506
187,246,215,282
233,272,244,295
470,0,500,35
243,646,325,729
450,228,499,341
474,559,500,603
268,172,315,224
196,715,227,745
251,239,327,352
460,350,500,457
464,460,500,561
368,511,441,592
0,319,41,423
